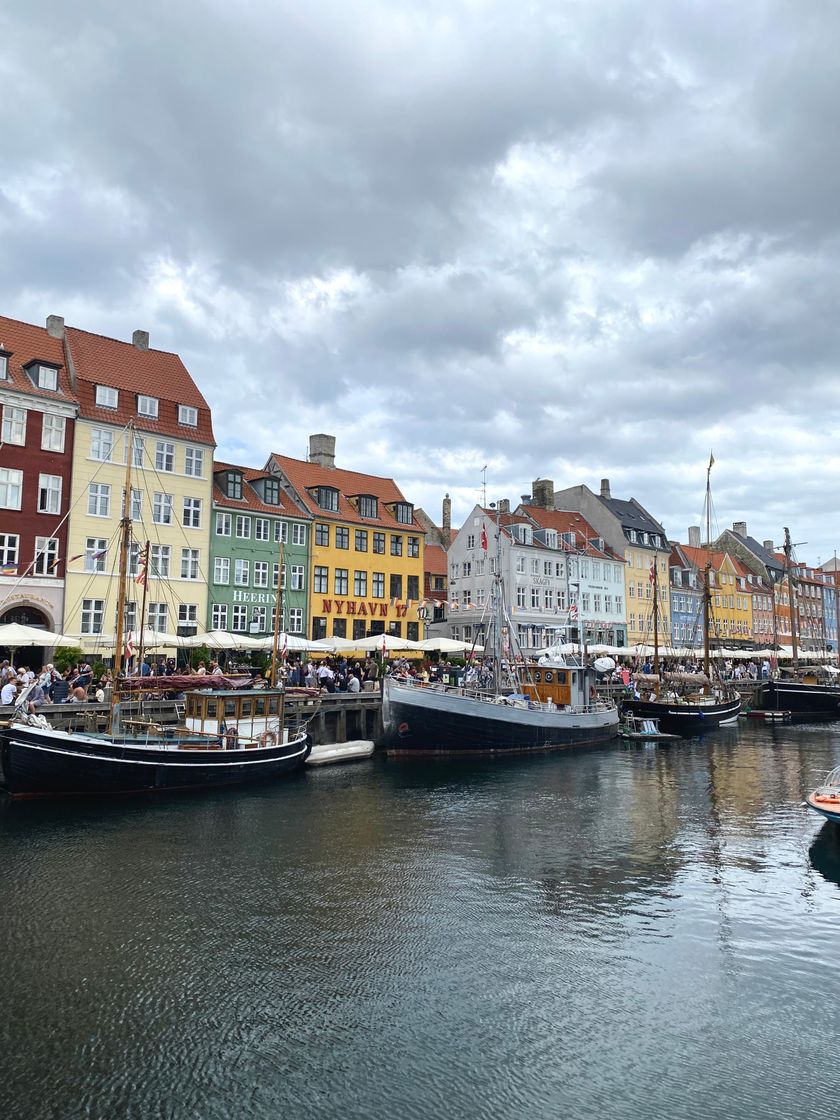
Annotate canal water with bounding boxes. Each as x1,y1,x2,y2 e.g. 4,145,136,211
2,721,839,1120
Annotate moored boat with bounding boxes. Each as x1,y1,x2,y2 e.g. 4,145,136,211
805,767,840,825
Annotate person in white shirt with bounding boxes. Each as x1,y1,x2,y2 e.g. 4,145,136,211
1,679,18,705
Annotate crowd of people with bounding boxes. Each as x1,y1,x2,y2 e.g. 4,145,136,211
0,658,113,710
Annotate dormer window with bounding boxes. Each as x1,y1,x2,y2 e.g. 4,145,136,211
561,531,577,549
315,486,339,512
516,524,532,545
137,394,159,418
35,363,58,390
359,495,378,518
96,385,118,409
227,471,243,500
394,502,413,524
178,405,198,426
545,530,558,550
263,478,280,505
0,352,8,379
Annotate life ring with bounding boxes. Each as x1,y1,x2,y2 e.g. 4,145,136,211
260,730,277,747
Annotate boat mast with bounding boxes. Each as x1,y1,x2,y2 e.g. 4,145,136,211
703,455,713,686
270,541,285,688
652,556,660,683
784,527,799,670
492,504,502,694
835,551,840,670
110,422,135,733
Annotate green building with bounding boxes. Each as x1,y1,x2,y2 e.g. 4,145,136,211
209,462,311,637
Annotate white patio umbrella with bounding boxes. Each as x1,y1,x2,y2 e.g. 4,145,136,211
179,630,241,649
0,622,69,646
251,632,319,652
418,636,470,652
350,634,424,653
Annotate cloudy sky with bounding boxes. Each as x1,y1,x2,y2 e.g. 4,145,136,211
2,0,839,562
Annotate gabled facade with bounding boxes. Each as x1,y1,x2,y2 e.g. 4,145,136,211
553,478,671,647
668,542,704,649
415,494,454,637
515,503,627,646
62,325,215,651
0,314,78,641
681,546,753,648
266,435,425,642
209,463,311,637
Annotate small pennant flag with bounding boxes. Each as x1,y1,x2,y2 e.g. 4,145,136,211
68,553,85,563
124,630,134,659
90,547,108,560
134,545,149,587
0,563,17,575
708,450,715,470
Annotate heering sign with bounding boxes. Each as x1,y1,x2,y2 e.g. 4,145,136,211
321,598,409,618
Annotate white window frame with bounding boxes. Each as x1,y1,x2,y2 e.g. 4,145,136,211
291,565,305,591
155,441,175,472
179,405,198,427
234,559,250,586
33,535,58,575
254,561,269,588
255,518,270,542
215,512,231,536
184,446,204,477
180,548,200,580
137,394,159,418
90,428,114,461
41,413,66,452
95,385,118,409
153,492,173,525
0,468,23,510
85,537,108,573
235,515,251,539
213,557,230,584
232,604,248,632
292,523,307,546
2,405,27,446
183,497,202,529
88,482,111,517
288,607,303,633
0,532,20,565
81,598,106,634
150,544,171,578
211,603,228,630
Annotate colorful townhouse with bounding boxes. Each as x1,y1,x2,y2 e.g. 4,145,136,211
668,541,704,649
680,546,753,648
415,495,454,638
209,462,311,636
265,435,425,642
0,315,78,659
553,479,671,648
515,499,627,647
61,325,215,653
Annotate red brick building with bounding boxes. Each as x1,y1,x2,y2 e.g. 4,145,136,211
0,315,78,649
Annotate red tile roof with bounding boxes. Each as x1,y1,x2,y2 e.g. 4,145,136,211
0,315,76,404
517,504,623,560
425,543,448,575
269,453,425,533
213,461,310,519
66,326,215,445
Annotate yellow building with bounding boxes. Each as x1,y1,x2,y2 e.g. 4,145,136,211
267,435,425,642
63,326,214,655
682,547,753,647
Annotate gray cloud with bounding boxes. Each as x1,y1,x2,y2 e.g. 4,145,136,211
2,0,839,559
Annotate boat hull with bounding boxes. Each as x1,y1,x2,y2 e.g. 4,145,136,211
382,680,619,755
0,724,311,799
620,695,742,736
757,681,840,719
806,792,840,825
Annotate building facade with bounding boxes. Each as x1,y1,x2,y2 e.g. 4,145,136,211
209,463,310,637
668,542,704,649
0,314,78,647
62,325,215,653
266,435,425,642
552,479,671,648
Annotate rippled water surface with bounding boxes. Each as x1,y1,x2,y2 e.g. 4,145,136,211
3,722,840,1120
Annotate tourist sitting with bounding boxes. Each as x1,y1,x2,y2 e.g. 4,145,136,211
1,677,18,706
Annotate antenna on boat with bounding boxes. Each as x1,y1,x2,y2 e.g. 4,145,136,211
481,465,488,509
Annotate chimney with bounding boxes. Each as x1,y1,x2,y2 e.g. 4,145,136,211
46,314,65,339
763,539,775,552
498,498,510,514
688,526,701,548
308,433,336,469
733,521,747,538
532,479,554,510
600,478,611,499
520,494,530,504
132,330,149,351
442,493,451,547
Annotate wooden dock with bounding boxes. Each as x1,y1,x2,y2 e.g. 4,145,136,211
1,692,384,747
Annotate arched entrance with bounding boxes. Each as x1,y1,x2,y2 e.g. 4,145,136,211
0,604,53,672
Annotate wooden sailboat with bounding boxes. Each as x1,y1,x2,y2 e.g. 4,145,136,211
0,425,312,799
621,457,742,736
382,503,619,754
757,529,840,719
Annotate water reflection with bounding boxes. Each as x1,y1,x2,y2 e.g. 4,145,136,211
810,821,840,888
3,724,840,1120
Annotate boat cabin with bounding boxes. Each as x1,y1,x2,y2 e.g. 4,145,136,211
184,688,288,744
519,664,589,708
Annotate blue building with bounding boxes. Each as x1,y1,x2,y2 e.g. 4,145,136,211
669,542,705,650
